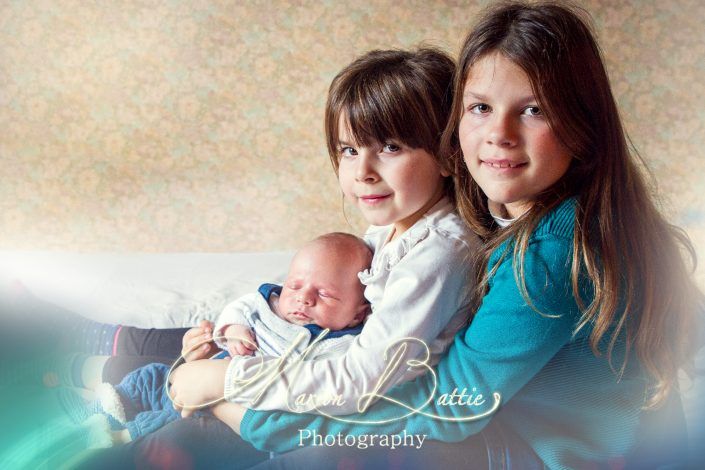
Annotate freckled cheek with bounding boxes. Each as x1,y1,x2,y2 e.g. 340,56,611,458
459,115,484,135
533,137,571,181
337,172,355,198
459,123,483,154
532,128,565,157
390,167,416,193
460,137,482,166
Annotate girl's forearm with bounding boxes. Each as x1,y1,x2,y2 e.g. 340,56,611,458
211,401,248,435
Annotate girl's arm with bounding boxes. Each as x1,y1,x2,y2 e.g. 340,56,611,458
240,234,581,452
222,231,475,415
210,401,248,434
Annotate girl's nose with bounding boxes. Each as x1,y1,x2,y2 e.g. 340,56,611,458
355,152,379,183
487,114,518,147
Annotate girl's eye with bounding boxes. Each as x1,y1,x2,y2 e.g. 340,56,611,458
468,103,491,114
382,143,400,153
339,146,358,157
522,106,542,116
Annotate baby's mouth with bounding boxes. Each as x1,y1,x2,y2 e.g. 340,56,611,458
291,311,310,320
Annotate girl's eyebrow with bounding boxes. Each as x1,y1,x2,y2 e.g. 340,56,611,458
463,90,537,105
463,90,488,101
338,140,355,147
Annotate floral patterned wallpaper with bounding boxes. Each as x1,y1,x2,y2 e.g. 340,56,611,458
1,0,703,280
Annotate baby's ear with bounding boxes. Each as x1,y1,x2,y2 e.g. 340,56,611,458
351,303,371,326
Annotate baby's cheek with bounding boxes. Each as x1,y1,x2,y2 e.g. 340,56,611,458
314,311,333,329
277,293,292,308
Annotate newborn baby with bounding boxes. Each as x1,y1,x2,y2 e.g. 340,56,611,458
88,232,372,444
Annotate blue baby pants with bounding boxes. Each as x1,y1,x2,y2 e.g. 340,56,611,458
113,362,181,439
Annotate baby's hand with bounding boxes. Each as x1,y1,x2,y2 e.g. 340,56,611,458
222,324,257,356
181,320,218,361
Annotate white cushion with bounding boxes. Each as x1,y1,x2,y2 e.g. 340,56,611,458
0,251,293,328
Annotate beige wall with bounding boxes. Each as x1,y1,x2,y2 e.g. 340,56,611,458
1,0,703,280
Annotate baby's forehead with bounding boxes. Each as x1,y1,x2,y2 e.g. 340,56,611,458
302,236,368,256
287,240,369,277
296,240,346,258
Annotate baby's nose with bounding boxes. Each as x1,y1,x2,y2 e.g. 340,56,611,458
297,293,314,306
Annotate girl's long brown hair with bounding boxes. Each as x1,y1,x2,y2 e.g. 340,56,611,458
443,1,702,407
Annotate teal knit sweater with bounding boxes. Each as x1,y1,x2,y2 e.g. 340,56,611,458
240,200,647,469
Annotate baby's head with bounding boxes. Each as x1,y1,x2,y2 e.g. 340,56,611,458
278,232,372,330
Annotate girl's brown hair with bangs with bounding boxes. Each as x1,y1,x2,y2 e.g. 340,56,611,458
442,1,702,408
324,48,455,200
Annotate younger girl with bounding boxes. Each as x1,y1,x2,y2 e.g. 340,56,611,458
236,2,703,469
77,48,481,467
169,47,479,419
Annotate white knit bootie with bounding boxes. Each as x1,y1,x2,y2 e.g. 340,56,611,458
95,382,127,424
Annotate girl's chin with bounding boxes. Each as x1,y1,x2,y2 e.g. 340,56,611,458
487,198,533,218
357,212,393,226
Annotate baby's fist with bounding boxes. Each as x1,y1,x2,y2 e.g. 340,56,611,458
222,324,257,356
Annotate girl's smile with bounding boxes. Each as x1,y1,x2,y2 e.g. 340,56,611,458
459,52,572,218
480,158,528,170
358,193,392,205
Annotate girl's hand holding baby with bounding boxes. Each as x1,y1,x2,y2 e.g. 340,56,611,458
222,324,257,356
181,320,219,361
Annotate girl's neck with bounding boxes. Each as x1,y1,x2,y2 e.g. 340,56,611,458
488,200,531,220
390,189,446,242
492,213,515,228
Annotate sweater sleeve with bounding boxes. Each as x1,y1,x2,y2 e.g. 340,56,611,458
212,294,259,350
222,231,473,415
240,235,581,452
